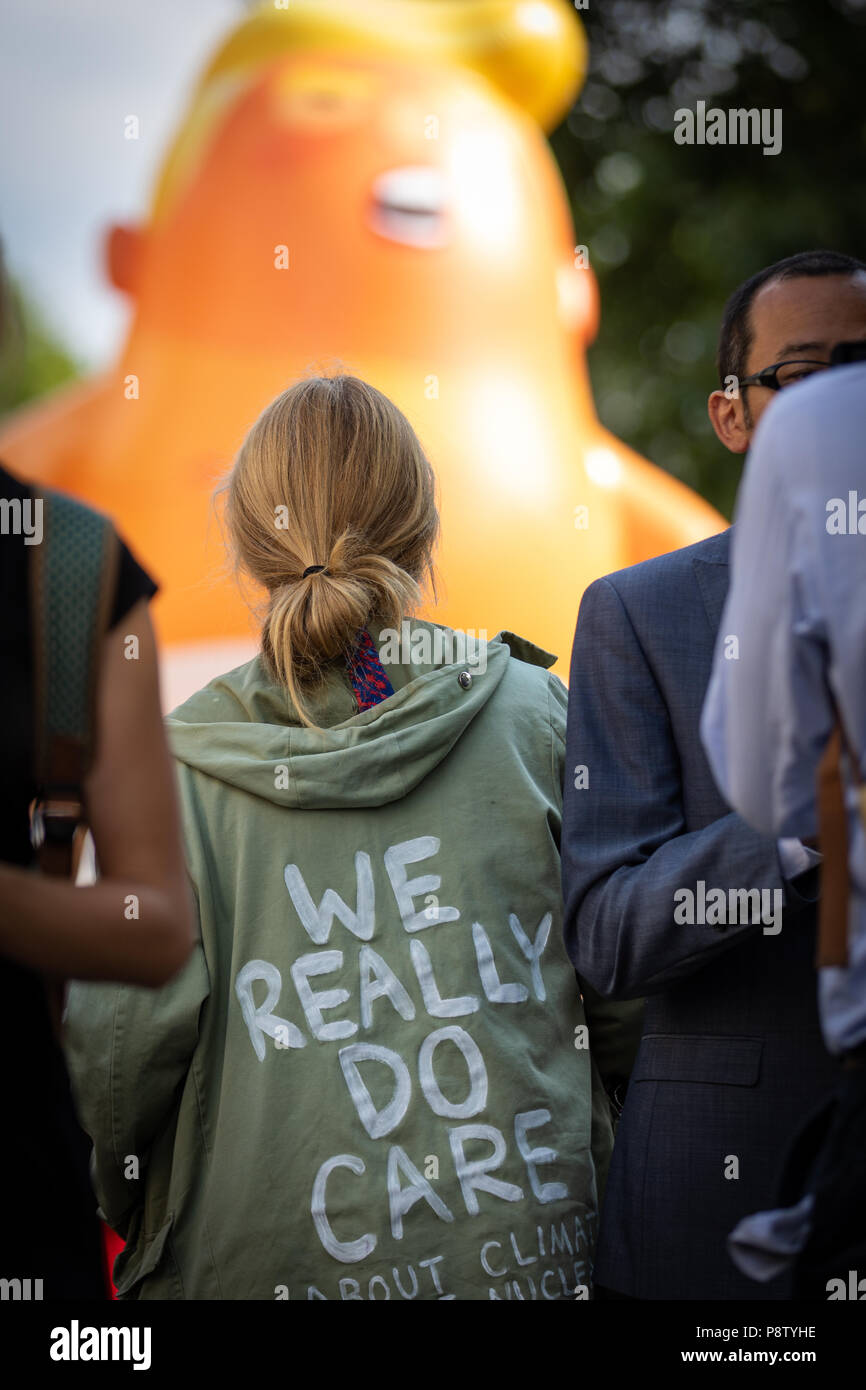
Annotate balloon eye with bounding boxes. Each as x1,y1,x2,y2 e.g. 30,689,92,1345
273,76,370,131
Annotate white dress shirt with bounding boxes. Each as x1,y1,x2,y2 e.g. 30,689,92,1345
702,361,866,1057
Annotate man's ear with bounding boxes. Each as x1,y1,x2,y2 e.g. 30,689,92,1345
105,223,146,296
557,260,600,346
707,388,750,454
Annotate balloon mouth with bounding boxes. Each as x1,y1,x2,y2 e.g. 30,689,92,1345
367,166,450,248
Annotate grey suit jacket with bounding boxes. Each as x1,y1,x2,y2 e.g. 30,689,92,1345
562,528,835,1300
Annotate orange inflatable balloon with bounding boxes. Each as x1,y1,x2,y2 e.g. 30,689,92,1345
0,1,723,701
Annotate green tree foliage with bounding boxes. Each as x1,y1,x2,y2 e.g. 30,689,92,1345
0,277,81,420
553,0,866,517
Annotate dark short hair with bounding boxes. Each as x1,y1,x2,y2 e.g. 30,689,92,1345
716,250,866,386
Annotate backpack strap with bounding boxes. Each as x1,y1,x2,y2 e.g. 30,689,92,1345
816,716,865,969
29,489,120,878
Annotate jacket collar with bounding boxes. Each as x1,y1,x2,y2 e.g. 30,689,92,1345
692,527,731,635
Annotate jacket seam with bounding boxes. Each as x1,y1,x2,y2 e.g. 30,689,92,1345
593,576,671,718
191,1050,224,1298
166,1222,186,1300
109,986,126,1217
635,1078,657,1297
391,727,410,799
546,673,565,821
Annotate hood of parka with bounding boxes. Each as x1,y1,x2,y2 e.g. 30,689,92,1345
165,617,558,810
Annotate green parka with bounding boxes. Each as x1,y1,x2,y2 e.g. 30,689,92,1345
64,618,640,1301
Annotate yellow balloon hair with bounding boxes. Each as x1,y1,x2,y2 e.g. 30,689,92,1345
152,0,587,220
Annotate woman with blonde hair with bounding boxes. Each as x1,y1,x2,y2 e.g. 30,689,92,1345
65,373,638,1301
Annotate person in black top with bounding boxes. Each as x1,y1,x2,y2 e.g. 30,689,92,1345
0,460,195,1297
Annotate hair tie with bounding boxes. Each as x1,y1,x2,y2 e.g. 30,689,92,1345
302,564,328,578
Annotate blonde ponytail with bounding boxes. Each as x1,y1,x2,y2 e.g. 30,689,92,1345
225,375,439,726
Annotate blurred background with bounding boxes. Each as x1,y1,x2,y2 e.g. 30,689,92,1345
2,0,865,520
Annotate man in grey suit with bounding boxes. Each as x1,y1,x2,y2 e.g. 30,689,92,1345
563,249,866,1300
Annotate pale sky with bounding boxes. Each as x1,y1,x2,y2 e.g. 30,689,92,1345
0,0,241,367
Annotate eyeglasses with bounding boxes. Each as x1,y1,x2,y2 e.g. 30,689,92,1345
737,358,831,392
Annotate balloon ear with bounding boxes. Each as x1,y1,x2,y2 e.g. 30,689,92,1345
105,223,145,296
557,260,600,346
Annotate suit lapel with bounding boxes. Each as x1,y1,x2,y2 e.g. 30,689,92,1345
692,529,731,639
